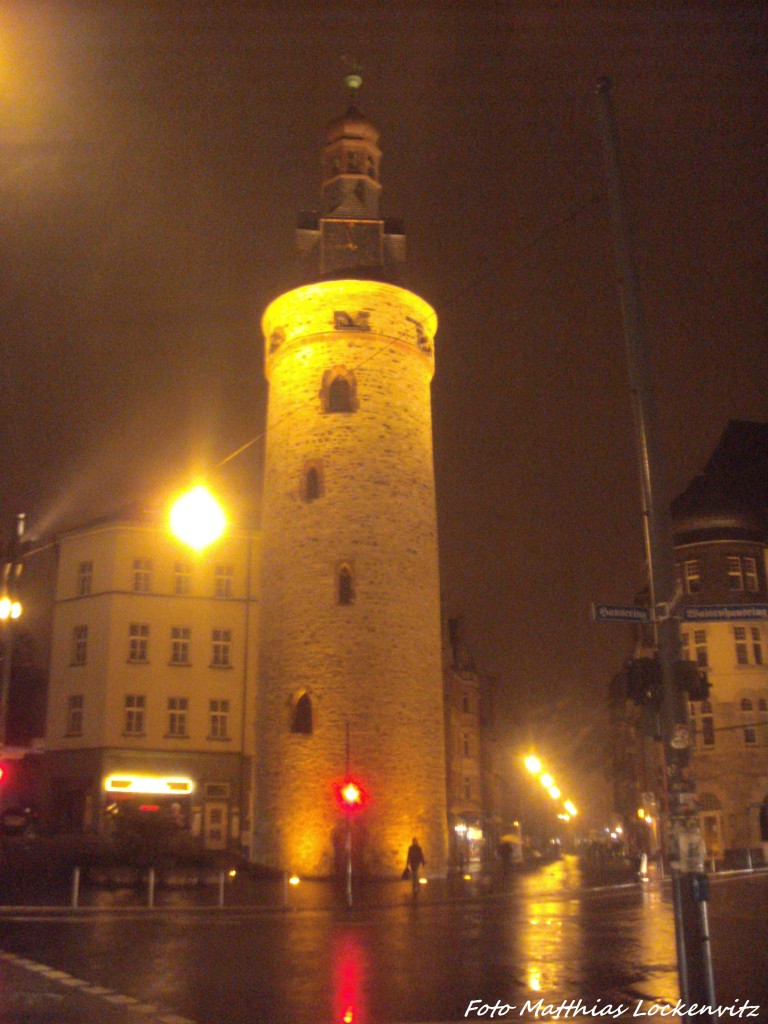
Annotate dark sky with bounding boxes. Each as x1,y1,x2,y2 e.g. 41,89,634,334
1,2,765,818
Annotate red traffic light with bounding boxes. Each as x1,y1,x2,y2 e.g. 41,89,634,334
334,776,367,814
0,764,6,784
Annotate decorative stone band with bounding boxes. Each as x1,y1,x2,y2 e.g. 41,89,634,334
262,279,437,380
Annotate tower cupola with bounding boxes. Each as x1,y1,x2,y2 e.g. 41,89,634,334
296,75,405,282
321,84,382,219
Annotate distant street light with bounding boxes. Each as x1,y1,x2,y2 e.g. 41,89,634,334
0,513,26,747
525,755,542,775
169,485,227,550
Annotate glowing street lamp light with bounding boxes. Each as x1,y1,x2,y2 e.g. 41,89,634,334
540,773,554,789
525,755,542,775
0,598,21,621
564,800,578,817
549,786,561,800
169,485,227,550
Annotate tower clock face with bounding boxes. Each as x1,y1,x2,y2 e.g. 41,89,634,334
321,219,383,272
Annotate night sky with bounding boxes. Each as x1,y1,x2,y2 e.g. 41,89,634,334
1,3,765,820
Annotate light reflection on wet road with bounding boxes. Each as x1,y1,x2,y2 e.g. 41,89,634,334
0,858,764,1023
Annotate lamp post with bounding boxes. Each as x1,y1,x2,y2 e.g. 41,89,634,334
596,77,716,1013
0,513,26,748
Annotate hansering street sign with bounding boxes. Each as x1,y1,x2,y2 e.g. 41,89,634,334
592,603,651,623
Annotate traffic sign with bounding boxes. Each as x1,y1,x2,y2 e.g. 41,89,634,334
682,604,768,623
592,603,651,623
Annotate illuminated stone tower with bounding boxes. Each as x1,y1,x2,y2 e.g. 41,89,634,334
254,81,448,877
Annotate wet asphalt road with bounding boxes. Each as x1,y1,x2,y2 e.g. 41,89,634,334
0,859,764,1024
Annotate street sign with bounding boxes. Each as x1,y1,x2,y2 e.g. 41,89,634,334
592,603,651,623
682,604,768,623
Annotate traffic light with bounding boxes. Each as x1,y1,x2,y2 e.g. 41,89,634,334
674,660,711,702
624,656,663,707
334,776,367,814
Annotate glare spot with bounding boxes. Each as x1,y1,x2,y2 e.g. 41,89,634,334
169,485,227,550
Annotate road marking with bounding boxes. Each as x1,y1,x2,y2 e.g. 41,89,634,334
0,947,200,1024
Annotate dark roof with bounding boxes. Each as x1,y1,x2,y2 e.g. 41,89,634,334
671,420,768,525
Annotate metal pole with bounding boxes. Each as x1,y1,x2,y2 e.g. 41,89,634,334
71,866,81,909
147,866,155,908
595,77,716,1018
345,721,353,908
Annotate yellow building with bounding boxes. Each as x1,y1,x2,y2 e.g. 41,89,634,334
42,508,259,852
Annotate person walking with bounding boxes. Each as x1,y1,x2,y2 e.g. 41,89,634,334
405,837,425,896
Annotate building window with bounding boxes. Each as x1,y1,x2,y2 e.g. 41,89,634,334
321,367,358,414
124,694,146,735
65,694,83,736
171,626,191,665
214,565,234,599
133,558,152,593
337,563,355,605
291,692,313,734
744,558,759,593
727,556,744,591
735,627,749,666
209,699,230,739
684,560,701,594
167,697,189,737
693,629,708,668
463,732,470,757
740,699,756,746
211,629,232,667
77,561,93,597
174,562,192,595
752,627,763,665
72,625,88,666
700,701,715,748
759,697,768,713
128,623,149,663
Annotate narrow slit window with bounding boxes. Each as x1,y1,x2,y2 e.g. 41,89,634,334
338,564,354,605
292,693,313,734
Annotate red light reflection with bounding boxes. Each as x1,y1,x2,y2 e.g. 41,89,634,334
332,929,368,1024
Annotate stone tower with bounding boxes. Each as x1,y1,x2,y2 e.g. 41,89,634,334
254,82,448,877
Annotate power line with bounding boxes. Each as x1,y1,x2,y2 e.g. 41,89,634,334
214,191,605,473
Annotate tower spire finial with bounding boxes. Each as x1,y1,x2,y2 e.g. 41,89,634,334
341,57,363,104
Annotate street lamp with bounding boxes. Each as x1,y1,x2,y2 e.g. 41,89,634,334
169,484,227,550
0,513,26,747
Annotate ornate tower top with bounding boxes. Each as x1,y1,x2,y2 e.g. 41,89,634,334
296,78,406,282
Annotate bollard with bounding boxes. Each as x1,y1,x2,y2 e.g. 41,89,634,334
147,866,155,908
71,866,80,909
218,870,225,908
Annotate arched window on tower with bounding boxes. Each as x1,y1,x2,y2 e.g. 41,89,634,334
338,563,355,606
300,459,324,502
321,367,358,414
291,692,313,735
329,377,352,412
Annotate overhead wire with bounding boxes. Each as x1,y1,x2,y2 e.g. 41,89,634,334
213,189,605,474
